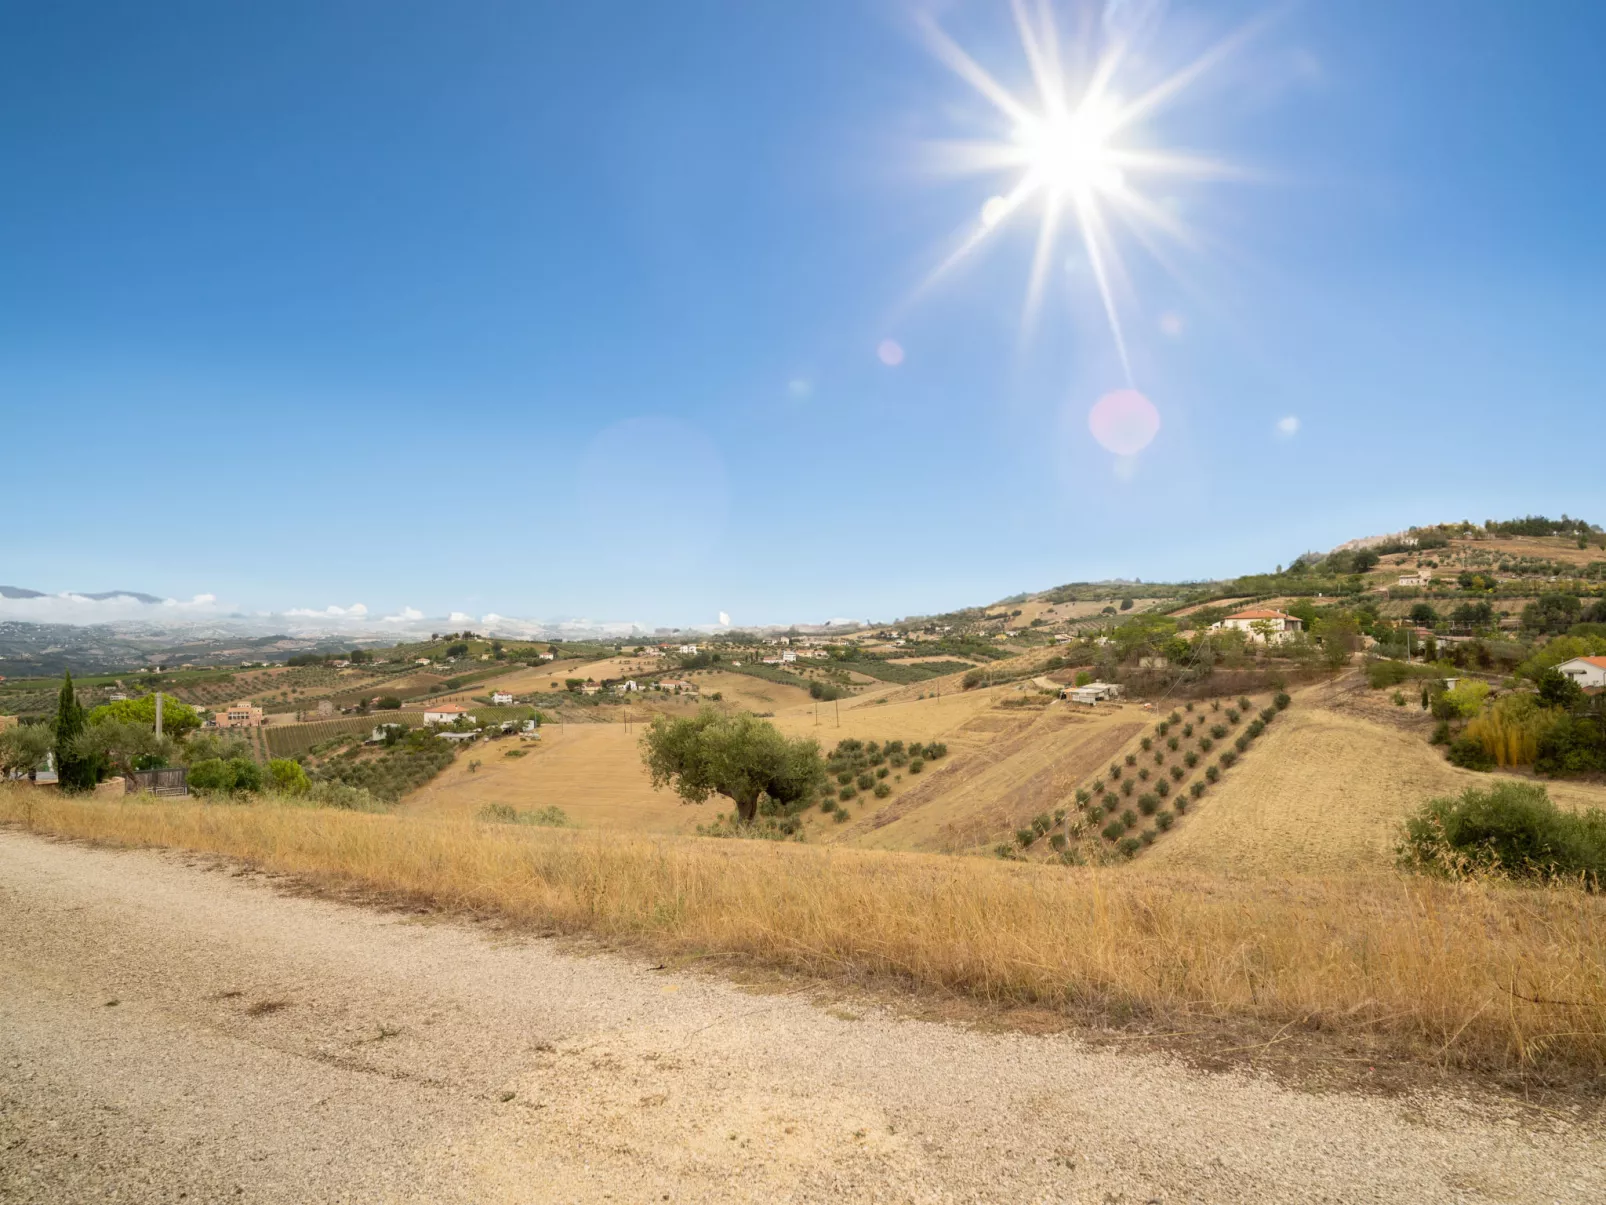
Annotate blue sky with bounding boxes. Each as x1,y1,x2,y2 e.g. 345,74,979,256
2,1,1602,629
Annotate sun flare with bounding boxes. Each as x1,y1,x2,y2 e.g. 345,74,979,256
916,2,1263,383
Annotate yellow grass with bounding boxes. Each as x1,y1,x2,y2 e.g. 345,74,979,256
5,786,1604,1082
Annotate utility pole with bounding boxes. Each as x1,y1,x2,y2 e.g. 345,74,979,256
154,691,163,739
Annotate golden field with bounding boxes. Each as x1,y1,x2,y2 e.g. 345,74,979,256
4,784,1604,1085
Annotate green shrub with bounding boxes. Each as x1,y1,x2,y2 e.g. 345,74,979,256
1101,792,1118,810
1190,780,1205,799
1168,711,1181,724
188,756,262,795
1259,708,1276,724
819,798,837,814
1166,736,1179,752
1109,764,1122,780
267,758,309,795
1399,781,1606,886
1183,751,1198,768
1140,828,1157,846
1430,720,1451,746
1102,820,1125,842
1032,812,1052,835
909,758,924,773
1168,765,1184,782
1141,736,1153,752
1205,764,1220,782
834,808,850,823
874,782,892,799
1120,808,1138,829
1155,779,1170,799
1273,691,1290,710
1198,737,1213,753
1118,837,1142,858
1090,778,1104,795
1155,810,1174,831
1075,788,1090,806
1235,735,1250,753
1446,737,1495,771
927,742,948,759
1185,702,1195,712
1016,827,1035,847
1138,793,1159,816
1125,753,1137,767
1237,696,1252,712
1049,833,1068,852
875,766,889,779
1086,805,1105,823
1247,719,1264,738
1121,779,1134,796
837,771,853,785
1182,723,1193,738
856,772,874,790
1210,724,1227,740
1156,722,1169,737
1153,750,1164,765
1174,795,1189,814
1219,750,1238,768
1137,767,1150,782
1225,709,1240,725
839,785,858,801
1211,700,1221,712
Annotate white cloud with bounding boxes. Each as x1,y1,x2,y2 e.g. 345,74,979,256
877,339,905,367
380,607,424,624
0,591,230,625
286,602,368,618
718,611,731,626
448,611,474,625
1276,415,1300,438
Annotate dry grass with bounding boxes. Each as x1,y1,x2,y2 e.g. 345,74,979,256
5,786,1604,1087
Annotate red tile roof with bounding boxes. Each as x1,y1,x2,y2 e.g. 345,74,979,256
427,703,468,713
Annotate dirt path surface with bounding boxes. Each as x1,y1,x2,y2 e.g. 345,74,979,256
3,831,1602,1204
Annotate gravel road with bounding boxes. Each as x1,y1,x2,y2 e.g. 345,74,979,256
2,829,1601,1204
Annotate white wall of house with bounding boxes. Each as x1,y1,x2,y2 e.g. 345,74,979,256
1557,658,1606,689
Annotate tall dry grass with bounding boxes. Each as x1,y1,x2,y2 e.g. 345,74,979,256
1463,695,1564,768
4,786,1604,1082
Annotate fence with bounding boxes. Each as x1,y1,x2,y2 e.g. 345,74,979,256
126,767,189,797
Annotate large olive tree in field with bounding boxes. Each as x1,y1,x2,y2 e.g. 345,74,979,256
641,708,825,824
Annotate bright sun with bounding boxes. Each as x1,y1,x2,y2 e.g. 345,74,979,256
916,3,1262,383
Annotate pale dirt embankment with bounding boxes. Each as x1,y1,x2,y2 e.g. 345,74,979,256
2,830,1602,1204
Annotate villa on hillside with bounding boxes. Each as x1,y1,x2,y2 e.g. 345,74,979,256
212,701,265,729
1556,656,1606,691
423,703,474,725
1397,571,1433,587
490,691,514,705
1211,608,1304,644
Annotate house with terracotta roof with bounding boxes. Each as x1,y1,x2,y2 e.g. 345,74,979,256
1211,608,1304,644
423,703,475,725
1556,656,1606,691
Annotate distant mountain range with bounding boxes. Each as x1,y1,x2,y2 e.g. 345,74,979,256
1,586,164,604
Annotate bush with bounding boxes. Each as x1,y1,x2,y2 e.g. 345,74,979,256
1016,828,1036,847
1189,781,1205,798
1430,720,1452,746
1141,737,1153,752
1205,765,1221,783
1155,810,1174,831
1155,779,1170,798
377,696,402,710
1400,781,1606,887
1102,820,1125,842
1234,735,1250,753
1049,833,1067,852
839,785,858,801
1198,737,1213,753
267,758,309,795
1118,837,1142,858
834,808,850,823
1210,724,1227,740
1211,700,1221,712
1446,737,1495,771
1219,750,1238,768
1086,804,1105,823
188,756,263,795
1032,812,1052,835
874,782,891,799
1273,692,1290,710
1137,768,1150,782
909,758,924,773
1247,719,1264,738
1166,736,1179,752
1109,764,1122,780
1120,808,1138,829
1152,750,1164,765
1225,709,1240,725
1169,765,1184,781
1168,711,1181,724
1140,828,1157,846
927,743,948,759
1183,752,1198,768
1156,722,1169,737
1536,716,1606,776
1125,753,1137,767
1259,708,1276,724
856,772,875,790
837,771,853,785
819,798,837,814
875,766,889,779
1138,793,1159,816
1101,792,1118,810
1121,779,1134,796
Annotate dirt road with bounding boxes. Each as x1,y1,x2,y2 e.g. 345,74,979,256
2,830,1601,1204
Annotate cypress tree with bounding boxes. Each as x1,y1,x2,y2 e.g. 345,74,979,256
54,670,95,791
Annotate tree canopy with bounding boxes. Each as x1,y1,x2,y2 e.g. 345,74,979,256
640,708,825,824
88,693,202,741
54,671,97,791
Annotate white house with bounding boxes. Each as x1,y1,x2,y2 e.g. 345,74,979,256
1211,608,1304,643
678,643,699,655
1064,682,1123,705
424,703,474,725
1556,656,1606,690
1397,572,1432,587
614,679,640,692
490,691,514,705
539,651,556,661
781,651,797,663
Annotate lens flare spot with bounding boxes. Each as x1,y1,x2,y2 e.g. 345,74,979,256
1088,389,1160,456
981,195,1010,227
877,339,905,367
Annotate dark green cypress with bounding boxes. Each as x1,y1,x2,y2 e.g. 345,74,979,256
54,670,95,791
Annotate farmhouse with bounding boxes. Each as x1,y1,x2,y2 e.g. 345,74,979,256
1063,681,1123,705
1397,572,1432,587
657,679,698,693
213,702,265,729
1556,656,1606,691
1211,608,1304,643
423,703,474,725
678,643,699,655
613,679,640,692
490,690,514,705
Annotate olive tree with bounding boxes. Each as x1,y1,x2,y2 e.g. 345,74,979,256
641,707,825,824
0,724,55,778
